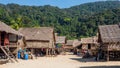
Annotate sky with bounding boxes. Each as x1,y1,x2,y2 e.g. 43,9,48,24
0,0,116,8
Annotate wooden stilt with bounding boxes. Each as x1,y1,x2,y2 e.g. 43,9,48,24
107,50,109,61
51,48,53,57
54,48,56,56
49,48,51,57
1,46,18,63
46,48,48,57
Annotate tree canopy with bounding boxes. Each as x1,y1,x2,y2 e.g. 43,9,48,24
0,1,120,39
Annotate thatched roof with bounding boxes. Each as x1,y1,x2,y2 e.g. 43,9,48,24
0,21,20,35
81,36,98,44
66,40,74,46
98,24,120,43
56,36,66,44
66,40,81,47
19,27,54,41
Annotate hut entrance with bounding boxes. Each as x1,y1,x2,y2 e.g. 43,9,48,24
77,44,82,49
88,44,91,49
1,32,5,46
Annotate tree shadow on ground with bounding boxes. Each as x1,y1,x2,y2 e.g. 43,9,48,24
80,66,120,68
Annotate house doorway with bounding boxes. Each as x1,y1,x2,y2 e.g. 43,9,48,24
88,44,91,49
1,32,5,46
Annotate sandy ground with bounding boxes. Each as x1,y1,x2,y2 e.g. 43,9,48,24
0,54,120,68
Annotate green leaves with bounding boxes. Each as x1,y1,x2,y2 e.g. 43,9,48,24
0,1,120,39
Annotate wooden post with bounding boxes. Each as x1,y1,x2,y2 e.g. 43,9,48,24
46,48,48,57
51,48,53,56
31,48,34,54
107,50,109,61
54,48,56,56
103,51,106,60
0,32,1,46
48,48,50,57
52,48,56,57
49,48,51,56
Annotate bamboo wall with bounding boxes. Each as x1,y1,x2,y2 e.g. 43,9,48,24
8,34,17,42
49,40,55,48
101,43,120,61
81,44,97,50
82,44,88,50
64,45,73,49
102,43,120,51
108,43,120,51
91,45,97,50
26,41,50,48
18,37,26,49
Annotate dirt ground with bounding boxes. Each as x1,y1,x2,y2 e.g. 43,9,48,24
0,54,120,68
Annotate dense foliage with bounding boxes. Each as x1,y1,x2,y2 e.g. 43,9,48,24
0,1,120,39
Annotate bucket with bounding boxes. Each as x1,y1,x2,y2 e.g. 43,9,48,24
18,52,21,59
24,53,28,60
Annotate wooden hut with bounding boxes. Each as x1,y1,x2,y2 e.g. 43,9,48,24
98,24,120,61
55,36,66,47
55,35,67,54
65,40,80,52
19,27,56,56
78,37,98,56
80,37,98,50
0,21,22,62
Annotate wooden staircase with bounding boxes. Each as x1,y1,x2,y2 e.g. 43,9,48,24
0,46,18,63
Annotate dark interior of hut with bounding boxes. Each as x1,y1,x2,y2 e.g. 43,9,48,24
88,44,91,49
1,32,5,46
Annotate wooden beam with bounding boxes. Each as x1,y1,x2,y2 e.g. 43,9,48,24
0,46,14,63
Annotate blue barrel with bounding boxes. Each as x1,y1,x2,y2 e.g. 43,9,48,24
24,53,28,60
18,52,21,59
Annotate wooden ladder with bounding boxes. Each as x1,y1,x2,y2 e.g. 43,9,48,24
0,46,18,63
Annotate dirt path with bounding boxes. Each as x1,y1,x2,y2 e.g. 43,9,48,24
0,55,120,68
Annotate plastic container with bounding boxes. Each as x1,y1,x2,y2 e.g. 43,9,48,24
18,52,21,59
24,53,28,60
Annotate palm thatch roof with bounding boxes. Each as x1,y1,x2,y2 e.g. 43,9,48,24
0,21,21,35
18,27,54,41
98,24,120,43
56,36,66,44
66,40,74,46
81,36,98,44
66,40,81,47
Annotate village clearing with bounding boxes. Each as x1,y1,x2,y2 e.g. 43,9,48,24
0,54,120,68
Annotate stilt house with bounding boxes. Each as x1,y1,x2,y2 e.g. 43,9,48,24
0,21,22,62
19,27,56,56
65,40,80,52
78,37,98,56
98,24,120,61
55,36,66,48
